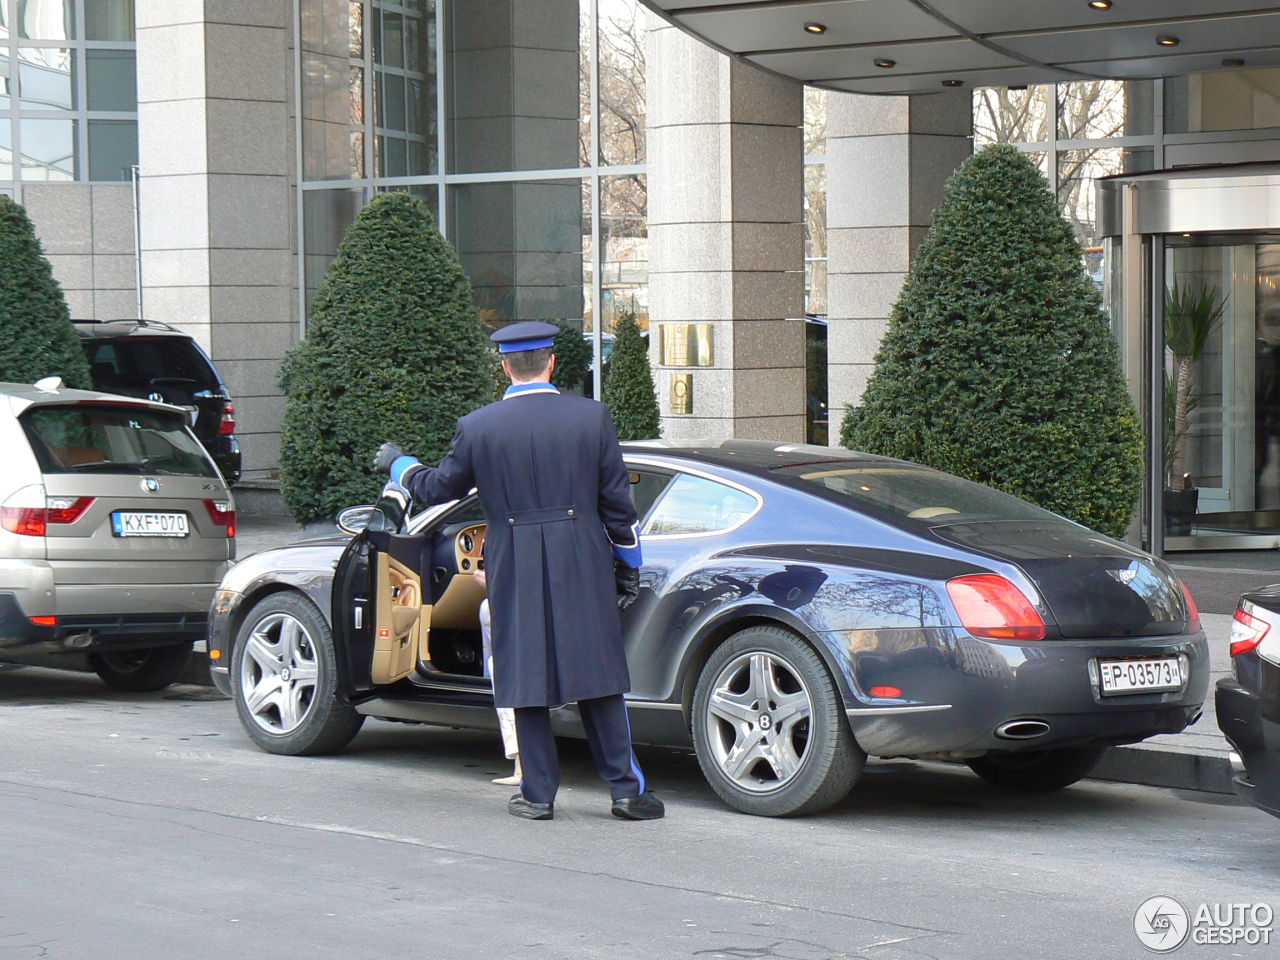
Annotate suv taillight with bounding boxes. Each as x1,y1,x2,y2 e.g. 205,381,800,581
946,574,1046,641
1,486,94,537
219,402,236,436
204,499,235,538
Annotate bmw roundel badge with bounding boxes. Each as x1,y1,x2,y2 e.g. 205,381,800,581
141,477,160,493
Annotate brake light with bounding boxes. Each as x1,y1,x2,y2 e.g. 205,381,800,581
1,487,94,537
204,499,235,538
946,574,1045,640
29,616,55,626
219,402,236,435
1180,581,1200,629
1230,605,1269,657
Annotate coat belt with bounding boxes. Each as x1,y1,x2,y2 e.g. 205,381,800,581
505,504,581,526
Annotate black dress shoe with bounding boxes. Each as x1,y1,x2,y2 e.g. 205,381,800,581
611,792,665,820
508,793,554,820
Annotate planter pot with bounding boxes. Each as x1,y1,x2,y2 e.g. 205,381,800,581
1163,487,1199,536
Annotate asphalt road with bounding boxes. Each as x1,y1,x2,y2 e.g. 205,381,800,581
1,666,1277,960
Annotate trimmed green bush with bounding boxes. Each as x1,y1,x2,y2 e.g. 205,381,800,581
841,144,1142,539
0,195,91,389
279,192,492,524
550,321,592,393
602,309,659,440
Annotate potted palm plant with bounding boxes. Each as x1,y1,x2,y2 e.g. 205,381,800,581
1164,280,1227,535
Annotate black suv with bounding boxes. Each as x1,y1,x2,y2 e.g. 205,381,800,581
74,320,242,484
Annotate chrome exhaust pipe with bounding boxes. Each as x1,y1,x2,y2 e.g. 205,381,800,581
995,719,1050,740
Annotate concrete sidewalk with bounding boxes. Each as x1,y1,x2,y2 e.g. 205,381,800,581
220,517,1263,796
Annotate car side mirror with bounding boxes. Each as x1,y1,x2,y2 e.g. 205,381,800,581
336,505,376,536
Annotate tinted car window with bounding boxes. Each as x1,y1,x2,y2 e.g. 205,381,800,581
21,405,218,477
772,463,1059,526
642,473,758,536
84,337,220,393
628,469,672,524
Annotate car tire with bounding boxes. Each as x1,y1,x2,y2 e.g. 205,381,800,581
90,643,192,692
965,745,1105,792
692,625,864,817
230,591,364,756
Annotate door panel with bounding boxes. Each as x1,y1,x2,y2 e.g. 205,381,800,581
370,552,425,684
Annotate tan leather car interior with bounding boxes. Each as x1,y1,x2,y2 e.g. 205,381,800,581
371,553,426,684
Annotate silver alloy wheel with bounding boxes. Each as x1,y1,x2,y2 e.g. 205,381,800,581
238,612,320,735
705,651,814,793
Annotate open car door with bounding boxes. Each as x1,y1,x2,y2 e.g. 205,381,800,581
332,483,430,703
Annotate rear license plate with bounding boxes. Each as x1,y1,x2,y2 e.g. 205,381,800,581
1097,657,1181,696
111,511,189,538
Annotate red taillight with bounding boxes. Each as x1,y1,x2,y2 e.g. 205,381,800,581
869,685,901,698
204,499,235,537
946,574,1046,640
29,615,56,626
1,487,93,537
219,402,236,435
1230,606,1269,657
1180,581,1200,629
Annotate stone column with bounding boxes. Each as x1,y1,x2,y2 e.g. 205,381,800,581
825,92,971,432
647,22,805,441
136,1,294,477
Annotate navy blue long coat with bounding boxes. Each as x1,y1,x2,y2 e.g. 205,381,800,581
397,386,640,708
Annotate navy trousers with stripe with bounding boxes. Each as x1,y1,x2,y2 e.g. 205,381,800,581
514,694,645,804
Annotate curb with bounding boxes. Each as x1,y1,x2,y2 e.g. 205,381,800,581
1089,743,1234,795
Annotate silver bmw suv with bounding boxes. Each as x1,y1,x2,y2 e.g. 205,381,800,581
0,378,234,690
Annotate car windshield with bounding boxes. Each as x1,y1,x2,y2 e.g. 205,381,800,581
21,404,219,478
83,336,221,394
772,462,1061,527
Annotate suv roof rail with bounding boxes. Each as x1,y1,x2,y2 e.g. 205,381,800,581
71,318,180,333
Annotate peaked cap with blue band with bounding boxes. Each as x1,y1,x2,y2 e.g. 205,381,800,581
491,321,560,354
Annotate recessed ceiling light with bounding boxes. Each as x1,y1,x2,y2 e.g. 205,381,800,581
874,58,896,68
1223,58,1246,67
1088,0,1112,10
942,79,964,87
1156,36,1180,47
803,22,826,35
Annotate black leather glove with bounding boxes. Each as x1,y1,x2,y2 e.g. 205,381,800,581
615,561,640,611
373,441,405,475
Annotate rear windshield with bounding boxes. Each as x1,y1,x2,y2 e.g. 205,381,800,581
772,462,1061,527
21,404,218,478
82,337,221,394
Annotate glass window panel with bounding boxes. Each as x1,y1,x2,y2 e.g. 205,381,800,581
601,172,647,330
303,187,364,319
804,163,826,316
448,0,583,173
804,86,826,155
598,0,647,165
0,1,8,38
18,0,72,40
381,71,405,131
381,11,404,69
0,53,10,109
1058,80,1153,140
87,119,137,180
86,49,137,111
348,0,363,57
973,85,1050,145
300,0,364,181
19,47,75,110
0,120,12,179
1057,147,1153,251
84,0,136,41
380,134,407,176
643,474,758,536
20,118,77,180
1165,69,1280,134
450,178,587,324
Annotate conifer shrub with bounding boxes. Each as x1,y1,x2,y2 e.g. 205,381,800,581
279,192,491,523
550,321,592,393
841,144,1142,539
0,196,91,389
602,309,660,441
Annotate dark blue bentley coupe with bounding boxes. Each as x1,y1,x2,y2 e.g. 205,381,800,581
208,441,1209,817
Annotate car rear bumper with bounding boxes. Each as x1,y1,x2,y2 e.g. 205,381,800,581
205,436,241,484
0,592,208,655
838,629,1210,756
1216,678,1280,819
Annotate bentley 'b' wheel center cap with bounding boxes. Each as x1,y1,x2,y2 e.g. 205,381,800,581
758,713,772,730
280,667,292,681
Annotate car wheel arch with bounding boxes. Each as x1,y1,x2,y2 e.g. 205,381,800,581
225,584,323,662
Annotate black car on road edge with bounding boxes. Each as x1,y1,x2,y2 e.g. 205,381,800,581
1217,589,1280,819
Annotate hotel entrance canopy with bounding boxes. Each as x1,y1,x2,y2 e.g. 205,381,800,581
640,1,1280,94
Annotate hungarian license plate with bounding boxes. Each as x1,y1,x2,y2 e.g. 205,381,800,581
1097,657,1182,696
111,511,189,538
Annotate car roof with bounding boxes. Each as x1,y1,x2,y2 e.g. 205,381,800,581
0,380,189,416
72,319,191,340
620,439,893,475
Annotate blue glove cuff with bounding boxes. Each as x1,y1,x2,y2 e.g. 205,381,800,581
390,455,421,487
612,543,642,568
